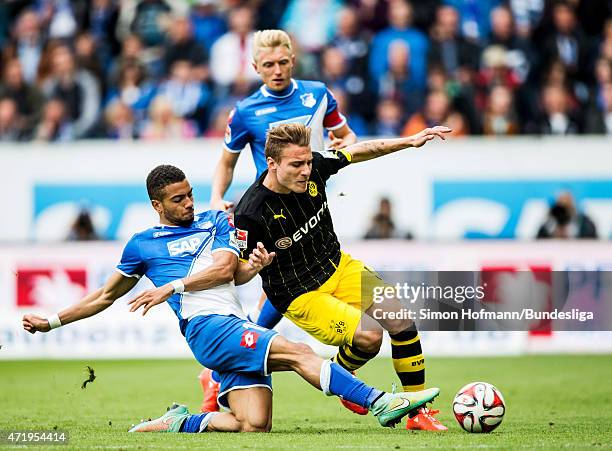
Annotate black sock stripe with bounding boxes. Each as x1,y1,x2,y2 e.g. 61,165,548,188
347,345,378,360
338,347,365,367
389,325,418,341
397,370,425,386
391,341,422,359
334,354,352,371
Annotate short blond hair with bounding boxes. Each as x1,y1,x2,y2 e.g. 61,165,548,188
265,123,311,162
253,29,293,62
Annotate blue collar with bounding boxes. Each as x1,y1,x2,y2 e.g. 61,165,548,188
260,79,298,98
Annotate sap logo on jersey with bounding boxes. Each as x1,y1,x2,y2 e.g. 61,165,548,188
167,232,210,257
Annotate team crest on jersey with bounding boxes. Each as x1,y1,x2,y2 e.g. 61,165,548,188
275,237,292,249
308,181,318,197
167,232,209,257
236,229,248,249
300,93,316,108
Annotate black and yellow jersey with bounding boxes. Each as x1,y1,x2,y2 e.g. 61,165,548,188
234,150,351,312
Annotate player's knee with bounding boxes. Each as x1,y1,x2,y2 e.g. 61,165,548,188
353,330,382,354
240,419,271,433
384,318,414,336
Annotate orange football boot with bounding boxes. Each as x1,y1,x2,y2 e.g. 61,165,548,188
198,368,220,413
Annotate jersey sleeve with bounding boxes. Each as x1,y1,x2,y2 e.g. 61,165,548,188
116,234,145,279
233,213,266,262
223,107,250,153
323,88,347,131
313,148,352,182
212,211,240,257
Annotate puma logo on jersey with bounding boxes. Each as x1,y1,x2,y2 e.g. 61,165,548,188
167,232,209,257
273,209,286,220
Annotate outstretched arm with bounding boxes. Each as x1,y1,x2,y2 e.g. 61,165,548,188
210,150,240,211
127,251,238,315
345,126,451,163
327,124,357,151
234,242,276,285
22,272,138,334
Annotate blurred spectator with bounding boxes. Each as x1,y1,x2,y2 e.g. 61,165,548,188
428,5,481,80
254,0,290,30
0,58,45,131
204,105,232,138
128,0,172,48
67,209,100,241
157,60,211,133
526,83,579,134
210,6,259,96
585,82,612,134
373,98,404,136
537,191,597,239
0,97,27,141
444,0,503,43
332,87,369,135
107,34,148,86
189,0,227,53
330,6,372,117
41,45,101,138
105,58,157,133
370,0,429,90
82,0,120,73
482,85,520,135
364,197,406,239
74,32,105,91
509,0,545,38
475,46,522,110
539,1,591,85
0,4,8,49
402,89,468,136
347,0,389,34
37,0,82,40
99,100,137,140
488,6,533,84
375,39,424,117
320,45,372,118
163,15,209,82
8,9,44,85
280,0,343,54
33,98,74,142
140,95,197,140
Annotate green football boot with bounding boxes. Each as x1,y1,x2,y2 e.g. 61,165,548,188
128,403,190,433
371,387,440,428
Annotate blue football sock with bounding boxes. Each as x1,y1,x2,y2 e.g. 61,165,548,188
210,370,220,384
179,413,214,433
256,299,283,329
321,360,382,408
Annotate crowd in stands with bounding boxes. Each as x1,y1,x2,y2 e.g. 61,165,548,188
0,0,611,142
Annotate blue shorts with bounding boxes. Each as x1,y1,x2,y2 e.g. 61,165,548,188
184,314,278,409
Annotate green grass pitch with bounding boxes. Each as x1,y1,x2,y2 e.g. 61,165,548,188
1,355,611,449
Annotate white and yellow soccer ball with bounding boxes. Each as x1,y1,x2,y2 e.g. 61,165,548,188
452,382,506,433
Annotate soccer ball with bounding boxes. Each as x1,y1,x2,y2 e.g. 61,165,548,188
452,382,505,433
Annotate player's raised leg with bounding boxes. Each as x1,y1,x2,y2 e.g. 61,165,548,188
266,335,440,427
364,299,447,431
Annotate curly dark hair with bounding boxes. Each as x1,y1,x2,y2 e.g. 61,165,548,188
146,165,186,201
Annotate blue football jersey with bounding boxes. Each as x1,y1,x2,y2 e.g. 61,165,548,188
116,210,244,322
223,79,346,177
